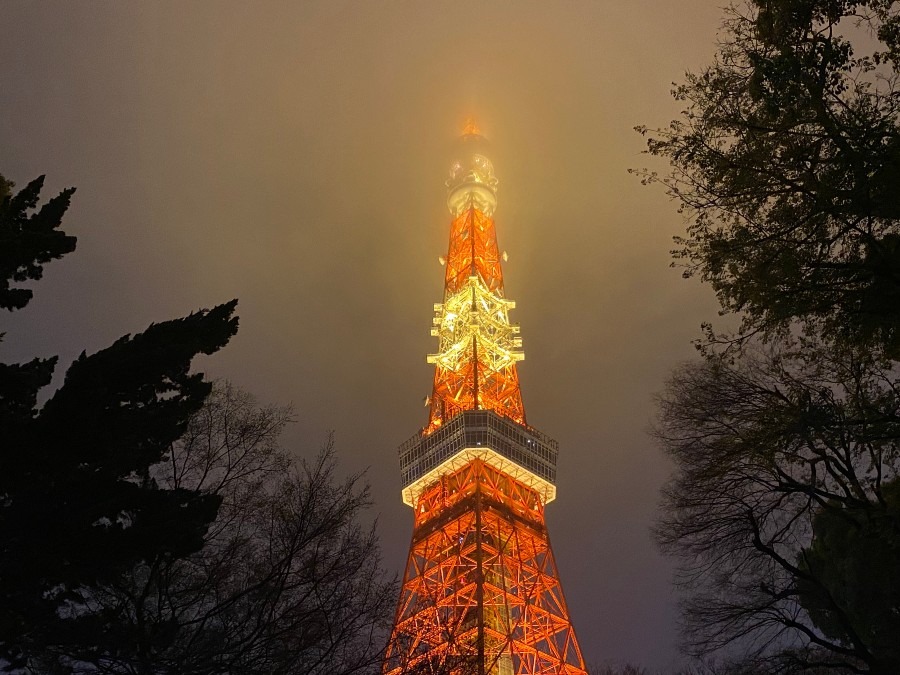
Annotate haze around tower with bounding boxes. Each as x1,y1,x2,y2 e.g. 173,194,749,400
2,2,726,670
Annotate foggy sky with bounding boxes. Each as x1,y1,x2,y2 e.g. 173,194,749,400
2,2,727,670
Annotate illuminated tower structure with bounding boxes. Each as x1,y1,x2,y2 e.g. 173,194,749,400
384,122,587,675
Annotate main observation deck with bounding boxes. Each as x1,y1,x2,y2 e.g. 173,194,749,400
399,410,558,507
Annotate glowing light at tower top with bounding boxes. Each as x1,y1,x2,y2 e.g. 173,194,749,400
425,121,526,433
446,120,498,218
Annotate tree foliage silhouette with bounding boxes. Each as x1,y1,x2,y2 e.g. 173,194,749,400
638,0,900,354
655,339,900,673
641,2,900,672
797,479,900,672
0,173,238,670
0,174,76,312
35,382,396,675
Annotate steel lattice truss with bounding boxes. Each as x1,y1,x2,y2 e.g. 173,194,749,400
427,206,525,431
389,127,587,675
385,460,586,675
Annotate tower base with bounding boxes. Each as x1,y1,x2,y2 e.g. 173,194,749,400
385,454,586,675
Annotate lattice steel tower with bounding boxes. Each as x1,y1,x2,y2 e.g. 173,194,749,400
384,122,587,675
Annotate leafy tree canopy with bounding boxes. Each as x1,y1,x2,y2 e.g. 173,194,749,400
638,0,900,353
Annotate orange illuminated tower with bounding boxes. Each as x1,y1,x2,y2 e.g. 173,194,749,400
384,123,587,675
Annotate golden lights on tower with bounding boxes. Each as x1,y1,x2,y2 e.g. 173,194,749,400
426,123,525,432
385,123,587,675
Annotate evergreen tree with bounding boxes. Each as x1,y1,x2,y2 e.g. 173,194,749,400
0,174,76,312
0,174,238,669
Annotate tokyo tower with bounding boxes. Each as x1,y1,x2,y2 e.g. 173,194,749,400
384,121,587,675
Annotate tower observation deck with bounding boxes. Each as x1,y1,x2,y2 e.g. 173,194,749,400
384,123,587,675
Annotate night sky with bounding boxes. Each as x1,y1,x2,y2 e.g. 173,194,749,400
2,2,727,670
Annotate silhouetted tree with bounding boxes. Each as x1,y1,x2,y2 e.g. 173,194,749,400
637,1,900,354
35,382,397,674
797,479,900,672
640,2,900,671
0,174,76,312
0,173,238,670
655,336,900,673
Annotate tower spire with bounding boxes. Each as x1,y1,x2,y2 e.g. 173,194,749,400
426,128,525,431
385,128,588,675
